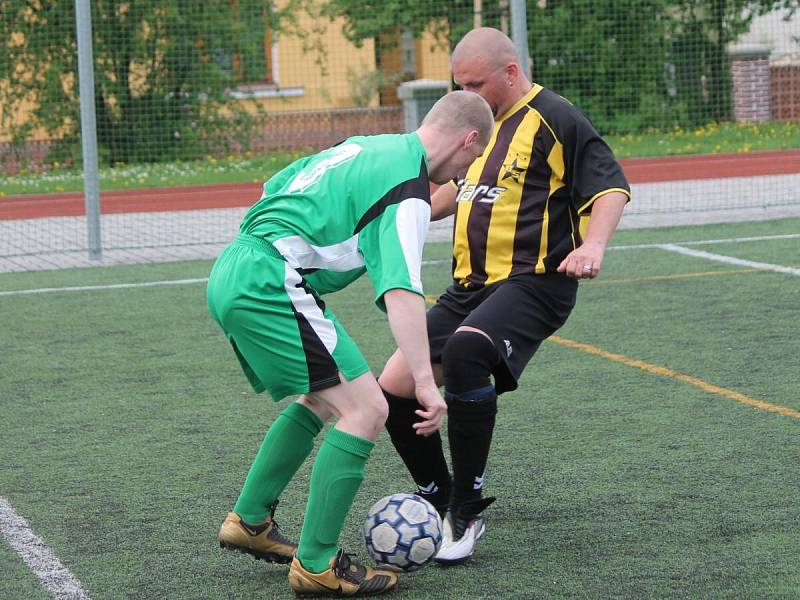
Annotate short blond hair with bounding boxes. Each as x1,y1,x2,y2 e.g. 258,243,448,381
421,90,494,146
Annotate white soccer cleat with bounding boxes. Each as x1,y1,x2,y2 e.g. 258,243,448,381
433,510,486,565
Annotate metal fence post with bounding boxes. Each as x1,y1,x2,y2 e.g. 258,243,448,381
510,0,531,79
75,0,102,260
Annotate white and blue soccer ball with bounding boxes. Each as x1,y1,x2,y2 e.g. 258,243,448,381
363,493,443,572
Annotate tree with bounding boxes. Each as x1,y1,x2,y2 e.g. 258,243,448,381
0,0,295,165
320,0,799,133
668,0,799,124
318,0,475,50
528,0,676,132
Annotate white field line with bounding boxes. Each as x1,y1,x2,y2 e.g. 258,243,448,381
0,233,796,297
608,232,800,251
658,244,800,276
0,260,452,296
0,277,209,296
0,497,91,600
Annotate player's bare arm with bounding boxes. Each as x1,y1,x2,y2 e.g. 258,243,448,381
384,289,447,435
430,183,458,221
557,191,628,279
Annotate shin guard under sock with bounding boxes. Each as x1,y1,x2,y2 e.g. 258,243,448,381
233,402,323,524
296,427,374,573
383,389,451,508
445,390,498,506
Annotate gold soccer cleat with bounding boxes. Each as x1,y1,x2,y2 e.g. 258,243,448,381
288,548,398,597
218,503,296,564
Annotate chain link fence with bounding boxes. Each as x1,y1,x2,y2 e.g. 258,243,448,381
1,0,799,268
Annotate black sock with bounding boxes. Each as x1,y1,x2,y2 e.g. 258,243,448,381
445,390,497,507
383,389,451,508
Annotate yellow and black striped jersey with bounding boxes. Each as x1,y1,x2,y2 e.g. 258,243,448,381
451,84,630,287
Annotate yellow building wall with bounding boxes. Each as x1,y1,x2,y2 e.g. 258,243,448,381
1,12,453,142
268,16,379,110
251,17,451,113
417,27,453,83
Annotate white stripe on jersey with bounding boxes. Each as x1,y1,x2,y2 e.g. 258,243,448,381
282,263,338,353
395,197,430,293
273,234,365,272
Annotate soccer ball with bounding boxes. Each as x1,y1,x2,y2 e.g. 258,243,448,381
362,493,443,572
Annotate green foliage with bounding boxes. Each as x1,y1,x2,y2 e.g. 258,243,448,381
0,1,297,166
319,0,474,49
321,0,800,134
528,0,675,132
346,62,404,107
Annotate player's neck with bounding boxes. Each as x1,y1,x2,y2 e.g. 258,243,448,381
499,81,532,119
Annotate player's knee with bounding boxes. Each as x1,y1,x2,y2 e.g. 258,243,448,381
441,330,500,395
361,389,390,429
442,332,498,442
378,351,416,398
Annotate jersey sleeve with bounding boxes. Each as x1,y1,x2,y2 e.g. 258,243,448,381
561,108,631,214
357,189,431,312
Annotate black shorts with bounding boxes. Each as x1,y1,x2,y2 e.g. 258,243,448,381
427,274,578,394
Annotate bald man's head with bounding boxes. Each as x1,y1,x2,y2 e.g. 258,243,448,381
450,27,530,118
452,27,520,71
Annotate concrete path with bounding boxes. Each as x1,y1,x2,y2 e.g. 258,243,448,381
2,173,799,273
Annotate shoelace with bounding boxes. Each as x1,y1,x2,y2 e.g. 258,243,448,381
265,500,294,545
267,519,294,545
450,496,496,539
451,514,471,540
333,552,363,584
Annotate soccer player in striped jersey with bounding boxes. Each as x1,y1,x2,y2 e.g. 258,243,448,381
207,91,493,596
379,27,631,565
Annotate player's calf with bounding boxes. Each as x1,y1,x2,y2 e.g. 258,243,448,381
383,387,452,517
437,330,500,564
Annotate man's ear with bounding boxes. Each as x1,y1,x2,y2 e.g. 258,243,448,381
463,129,479,148
504,62,519,80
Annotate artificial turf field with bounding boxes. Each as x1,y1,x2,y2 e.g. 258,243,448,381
1,217,799,599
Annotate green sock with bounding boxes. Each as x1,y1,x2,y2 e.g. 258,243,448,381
233,402,323,524
296,427,374,573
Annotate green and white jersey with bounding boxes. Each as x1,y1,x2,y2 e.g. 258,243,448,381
240,133,431,310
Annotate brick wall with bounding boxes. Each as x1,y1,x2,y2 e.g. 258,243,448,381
249,106,403,152
0,106,404,174
729,45,772,123
771,63,800,121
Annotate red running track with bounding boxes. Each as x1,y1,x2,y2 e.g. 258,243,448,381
2,150,799,220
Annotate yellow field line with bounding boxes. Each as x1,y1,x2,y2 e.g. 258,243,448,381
549,336,800,419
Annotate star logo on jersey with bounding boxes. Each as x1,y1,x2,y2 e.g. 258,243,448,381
500,157,525,183
504,339,513,357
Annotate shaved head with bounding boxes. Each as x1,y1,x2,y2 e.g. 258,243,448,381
416,90,493,184
450,27,530,118
452,27,520,71
421,90,494,146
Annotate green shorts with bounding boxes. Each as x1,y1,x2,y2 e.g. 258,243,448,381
207,234,370,401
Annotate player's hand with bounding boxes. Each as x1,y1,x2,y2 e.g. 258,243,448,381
412,381,447,436
557,241,606,279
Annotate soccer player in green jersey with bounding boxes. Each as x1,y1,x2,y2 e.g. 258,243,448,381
207,90,493,596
